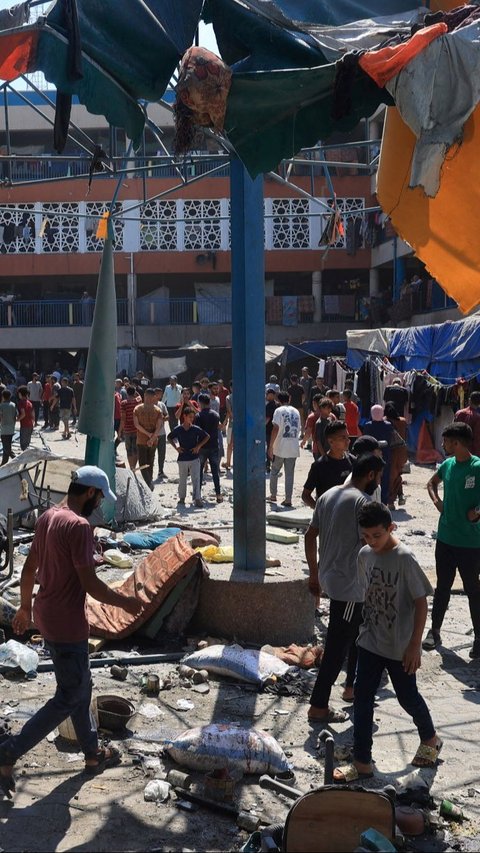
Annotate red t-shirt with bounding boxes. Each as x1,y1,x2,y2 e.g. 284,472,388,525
17,398,34,429
454,406,480,455
114,391,122,420
175,398,200,423
305,411,321,455
217,385,229,409
32,506,95,643
344,399,361,437
121,394,141,433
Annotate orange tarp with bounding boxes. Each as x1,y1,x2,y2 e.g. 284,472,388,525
0,30,38,81
377,106,480,314
359,22,447,88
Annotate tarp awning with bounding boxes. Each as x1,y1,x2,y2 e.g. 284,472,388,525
0,1,203,148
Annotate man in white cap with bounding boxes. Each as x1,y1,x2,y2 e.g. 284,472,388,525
0,465,142,800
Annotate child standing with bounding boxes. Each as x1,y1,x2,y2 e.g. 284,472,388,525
334,502,442,783
168,407,209,507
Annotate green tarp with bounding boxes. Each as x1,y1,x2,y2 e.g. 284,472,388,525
225,64,387,177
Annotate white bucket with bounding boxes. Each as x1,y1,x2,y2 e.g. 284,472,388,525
57,697,99,743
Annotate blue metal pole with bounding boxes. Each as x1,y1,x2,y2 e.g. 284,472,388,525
230,156,265,571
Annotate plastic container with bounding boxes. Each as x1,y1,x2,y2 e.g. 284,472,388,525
97,694,135,732
58,697,98,743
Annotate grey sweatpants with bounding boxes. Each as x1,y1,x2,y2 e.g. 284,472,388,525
178,458,201,501
269,455,297,502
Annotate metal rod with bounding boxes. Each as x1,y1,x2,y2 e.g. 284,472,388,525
6,508,14,581
12,81,99,163
37,651,185,672
19,74,108,156
3,83,12,185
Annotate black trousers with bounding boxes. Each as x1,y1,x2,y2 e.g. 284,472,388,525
310,599,363,708
157,435,166,476
432,539,480,637
1,434,13,465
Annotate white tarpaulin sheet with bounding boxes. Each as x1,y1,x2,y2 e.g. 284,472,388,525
346,328,395,355
152,356,187,378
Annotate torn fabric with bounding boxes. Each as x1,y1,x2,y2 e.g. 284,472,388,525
359,21,447,87
377,106,480,313
385,19,480,197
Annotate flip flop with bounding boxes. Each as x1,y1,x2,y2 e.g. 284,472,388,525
333,763,374,784
308,708,348,724
84,745,122,776
411,737,443,768
0,773,15,799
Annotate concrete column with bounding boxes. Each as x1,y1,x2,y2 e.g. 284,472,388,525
369,267,380,298
127,269,137,356
312,270,322,322
230,156,265,572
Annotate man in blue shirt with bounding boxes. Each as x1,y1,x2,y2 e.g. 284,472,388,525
168,407,209,507
195,393,223,504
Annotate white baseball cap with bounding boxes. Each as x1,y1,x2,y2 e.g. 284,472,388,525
72,465,116,502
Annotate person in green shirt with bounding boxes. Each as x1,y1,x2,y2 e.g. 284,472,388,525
424,422,480,657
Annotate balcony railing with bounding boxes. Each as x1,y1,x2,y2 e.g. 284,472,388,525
0,197,365,254
0,296,318,328
0,299,129,327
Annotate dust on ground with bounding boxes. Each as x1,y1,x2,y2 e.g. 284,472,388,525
1,427,479,852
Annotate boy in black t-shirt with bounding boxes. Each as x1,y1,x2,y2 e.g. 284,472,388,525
302,421,353,509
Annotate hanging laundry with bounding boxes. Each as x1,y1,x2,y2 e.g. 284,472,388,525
319,208,344,247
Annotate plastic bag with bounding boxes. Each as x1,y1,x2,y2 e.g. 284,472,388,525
166,724,292,775
0,640,39,673
144,779,170,802
196,545,234,563
181,644,290,684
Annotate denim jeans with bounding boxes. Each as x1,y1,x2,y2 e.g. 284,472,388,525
199,448,221,495
353,646,435,764
269,455,297,502
0,640,98,764
432,539,480,637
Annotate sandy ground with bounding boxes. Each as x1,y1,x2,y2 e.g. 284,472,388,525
1,425,480,852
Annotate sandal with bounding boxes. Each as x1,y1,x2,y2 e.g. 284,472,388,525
0,772,15,800
333,763,374,784
411,738,443,768
84,745,122,776
308,708,348,724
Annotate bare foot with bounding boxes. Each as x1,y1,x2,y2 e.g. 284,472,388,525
342,686,354,702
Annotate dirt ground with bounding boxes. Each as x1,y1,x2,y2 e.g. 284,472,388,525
1,428,480,851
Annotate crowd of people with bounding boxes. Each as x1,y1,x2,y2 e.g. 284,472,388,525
3,359,480,795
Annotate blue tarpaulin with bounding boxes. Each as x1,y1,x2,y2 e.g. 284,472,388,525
389,325,435,371
348,315,480,384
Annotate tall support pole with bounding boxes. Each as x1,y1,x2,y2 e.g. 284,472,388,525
230,157,265,571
